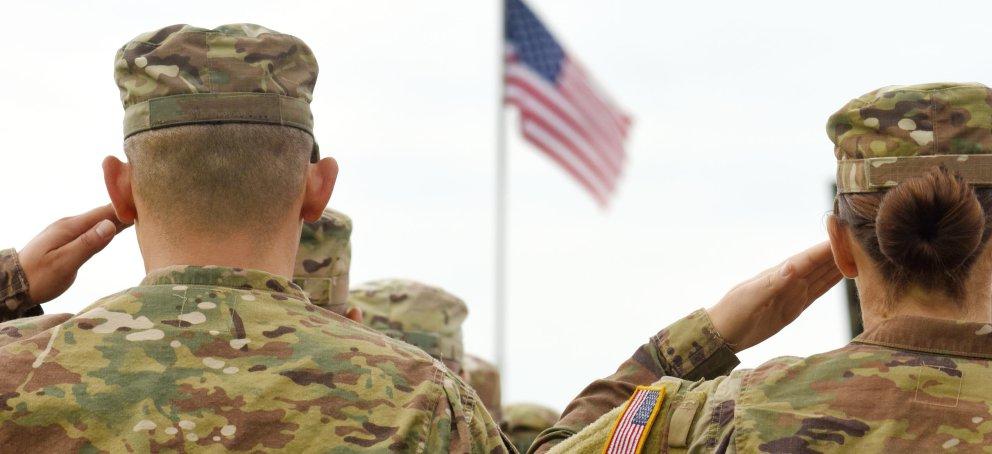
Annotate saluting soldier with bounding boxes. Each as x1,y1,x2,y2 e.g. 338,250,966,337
0,24,509,452
535,83,992,453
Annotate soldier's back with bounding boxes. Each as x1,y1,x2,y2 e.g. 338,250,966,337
0,266,497,452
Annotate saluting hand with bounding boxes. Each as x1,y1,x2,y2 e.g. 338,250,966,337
706,241,843,352
18,204,131,305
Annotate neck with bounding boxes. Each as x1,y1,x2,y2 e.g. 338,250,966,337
136,221,301,278
859,283,992,332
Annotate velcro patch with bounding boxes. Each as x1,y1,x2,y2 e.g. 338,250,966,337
602,386,666,454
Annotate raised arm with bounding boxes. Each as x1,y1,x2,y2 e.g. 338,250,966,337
531,242,841,453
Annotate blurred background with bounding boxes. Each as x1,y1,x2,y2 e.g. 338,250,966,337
1,0,989,411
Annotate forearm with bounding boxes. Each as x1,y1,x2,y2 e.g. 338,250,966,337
529,309,739,453
0,249,41,322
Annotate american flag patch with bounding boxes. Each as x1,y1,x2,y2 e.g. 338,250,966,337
602,386,666,454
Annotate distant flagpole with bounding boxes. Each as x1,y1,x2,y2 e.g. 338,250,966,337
495,0,509,375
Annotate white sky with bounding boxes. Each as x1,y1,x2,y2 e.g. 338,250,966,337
1,0,989,412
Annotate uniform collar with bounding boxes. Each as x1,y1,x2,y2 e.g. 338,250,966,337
140,265,308,301
852,315,992,359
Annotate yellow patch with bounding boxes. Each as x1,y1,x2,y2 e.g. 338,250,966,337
602,386,666,454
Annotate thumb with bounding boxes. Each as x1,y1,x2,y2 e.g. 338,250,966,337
59,219,117,270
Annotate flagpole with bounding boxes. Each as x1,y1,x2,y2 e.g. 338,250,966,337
495,0,509,377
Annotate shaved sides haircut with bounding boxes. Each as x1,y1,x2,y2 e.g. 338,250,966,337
124,124,313,238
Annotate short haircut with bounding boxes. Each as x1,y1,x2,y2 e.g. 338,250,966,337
124,124,312,239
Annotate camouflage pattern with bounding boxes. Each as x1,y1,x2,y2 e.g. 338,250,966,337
544,311,992,453
531,309,738,453
349,279,468,374
465,353,503,423
502,403,558,453
292,208,352,315
115,24,319,160
828,82,992,193
0,249,32,322
0,266,510,452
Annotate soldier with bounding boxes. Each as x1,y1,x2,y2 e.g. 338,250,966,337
0,24,509,451
348,279,469,375
502,403,558,453
292,208,355,317
536,82,992,453
465,353,503,423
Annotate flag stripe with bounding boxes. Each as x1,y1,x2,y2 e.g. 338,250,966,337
558,65,628,154
520,110,617,191
567,63,631,136
521,120,610,205
506,63,625,171
506,87,619,186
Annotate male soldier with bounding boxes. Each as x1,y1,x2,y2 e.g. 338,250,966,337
501,403,558,453
465,353,503,423
348,279,469,375
0,24,509,452
292,207,355,316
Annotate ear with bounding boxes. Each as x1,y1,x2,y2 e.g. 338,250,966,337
103,156,136,224
827,215,858,279
345,306,363,324
301,157,339,222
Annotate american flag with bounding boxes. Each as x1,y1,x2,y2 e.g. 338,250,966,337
604,387,665,454
504,0,632,206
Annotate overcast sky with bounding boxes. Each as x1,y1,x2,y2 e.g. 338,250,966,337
2,0,989,411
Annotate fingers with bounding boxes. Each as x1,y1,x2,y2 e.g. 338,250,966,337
785,241,834,280
52,205,130,242
55,219,118,272
805,267,844,305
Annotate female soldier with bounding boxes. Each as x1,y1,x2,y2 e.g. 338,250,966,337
535,82,992,453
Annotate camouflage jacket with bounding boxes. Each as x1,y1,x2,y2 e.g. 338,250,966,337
0,249,42,322
530,310,739,453
0,265,512,452
542,310,992,453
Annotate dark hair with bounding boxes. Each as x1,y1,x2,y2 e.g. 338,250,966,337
835,167,992,299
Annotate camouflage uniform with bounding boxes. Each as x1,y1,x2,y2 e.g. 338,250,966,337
293,208,352,315
0,249,37,321
535,83,992,453
502,403,558,453
465,353,503,423
0,24,511,452
348,279,468,375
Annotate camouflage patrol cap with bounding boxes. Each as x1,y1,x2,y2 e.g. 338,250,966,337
115,24,320,161
829,83,992,194
293,208,352,314
348,279,467,373
501,403,559,453
464,354,503,423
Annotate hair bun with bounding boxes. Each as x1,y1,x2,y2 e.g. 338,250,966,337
875,167,985,276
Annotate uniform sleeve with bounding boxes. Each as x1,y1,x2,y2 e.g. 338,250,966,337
545,373,745,454
426,367,517,453
0,249,41,322
530,309,739,453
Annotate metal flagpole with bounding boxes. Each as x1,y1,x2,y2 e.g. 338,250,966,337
495,0,509,376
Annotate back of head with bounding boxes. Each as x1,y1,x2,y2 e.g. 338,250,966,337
349,279,468,373
125,124,312,239
115,24,320,242
830,82,992,300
